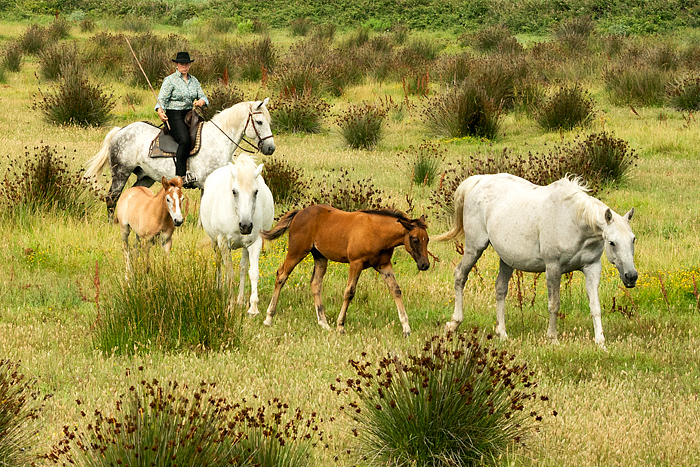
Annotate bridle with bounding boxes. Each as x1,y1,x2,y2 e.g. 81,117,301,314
201,108,272,155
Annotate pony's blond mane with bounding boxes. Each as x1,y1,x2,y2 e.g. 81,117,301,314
232,153,259,191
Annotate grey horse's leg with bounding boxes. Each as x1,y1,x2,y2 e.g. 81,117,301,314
106,166,133,222
132,167,155,188
545,265,562,344
494,259,514,340
446,242,487,334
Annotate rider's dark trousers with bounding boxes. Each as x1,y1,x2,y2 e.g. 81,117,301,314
165,109,191,177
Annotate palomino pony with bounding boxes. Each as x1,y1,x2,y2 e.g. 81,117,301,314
199,154,274,315
433,173,637,348
115,176,185,273
261,205,430,336
85,99,275,220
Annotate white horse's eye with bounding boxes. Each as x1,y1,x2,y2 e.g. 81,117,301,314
232,189,238,196
609,241,616,247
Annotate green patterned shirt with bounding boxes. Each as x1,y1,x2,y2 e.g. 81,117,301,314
155,70,209,111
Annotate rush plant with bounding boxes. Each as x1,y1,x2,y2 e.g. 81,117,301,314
534,84,596,131
337,102,388,149
333,330,547,466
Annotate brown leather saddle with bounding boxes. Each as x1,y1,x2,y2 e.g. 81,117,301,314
149,109,204,158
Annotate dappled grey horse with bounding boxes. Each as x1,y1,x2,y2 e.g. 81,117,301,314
433,173,637,348
84,99,275,220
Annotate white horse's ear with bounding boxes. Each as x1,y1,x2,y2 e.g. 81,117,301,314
254,164,264,178
257,97,269,109
605,208,613,224
625,208,634,222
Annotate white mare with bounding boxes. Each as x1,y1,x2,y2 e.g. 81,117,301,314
200,154,274,315
84,99,275,220
433,173,637,348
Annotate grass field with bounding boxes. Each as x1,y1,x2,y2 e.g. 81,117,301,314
1,17,700,466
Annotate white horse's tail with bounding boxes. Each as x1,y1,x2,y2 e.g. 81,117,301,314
431,175,483,242
84,126,121,185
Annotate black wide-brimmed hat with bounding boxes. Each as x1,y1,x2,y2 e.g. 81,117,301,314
172,51,194,64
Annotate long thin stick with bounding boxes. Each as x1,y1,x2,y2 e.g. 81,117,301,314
125,36,169,129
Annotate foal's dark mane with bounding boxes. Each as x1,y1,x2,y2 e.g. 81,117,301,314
360,208,427,229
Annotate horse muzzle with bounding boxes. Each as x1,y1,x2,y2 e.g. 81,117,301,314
622,270,638,288
259,137,275,155
173,218,184,227
416,258,430,271
239,221,253,235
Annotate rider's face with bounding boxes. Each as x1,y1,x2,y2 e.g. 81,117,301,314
176,62,191,74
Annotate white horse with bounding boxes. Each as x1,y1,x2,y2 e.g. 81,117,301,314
433,173,637,348
200,154,274,315
85,99,275,220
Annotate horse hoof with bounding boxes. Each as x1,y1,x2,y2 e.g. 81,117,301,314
444,321,460,334
403,331,410,338
336,326,346,335
247,309,260,317
263,317,273,327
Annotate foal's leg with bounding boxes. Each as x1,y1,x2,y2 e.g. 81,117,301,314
446,245,486,333
494,259,514,340
545,265,562,344
243,238,264,317
375,263,411,337
582,261,606,349
264,251,306,327
336,262,364,334
310,253,330,330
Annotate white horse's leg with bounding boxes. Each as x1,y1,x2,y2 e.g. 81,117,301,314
446,248,484,333
582,261,606,349
494,259,514,340
211,237,223,288
238,248,249,307
244,240,264,317
545,265,562,344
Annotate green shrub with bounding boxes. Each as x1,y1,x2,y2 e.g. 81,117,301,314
535,84,596,131
262,156,311,208
1,41,22,72
83,32,127,79
0,359,43,466
237,18,255,34
270,93,330,133
466,24,515,53
308,167,387,211
126,33,172,88
312,22,336,41
34,60,116,127
290,17,313,36
43,368,320,467
79,17,96,33
208,16,233,33
391,23,410,44
121,14,152,32
48,16,71,40
557,131,638,186
666,74,700,110
38,42,80,81
95,253,238,355
341,25,371,49
603,62,668,106
0,145,100,221
235,35,278,82
18,24,47,55
337,102,388,150
647,41,680,71
555,15,595,52
423,81,502,140
203,82,247,115
334,330,546,466
401,140,444,187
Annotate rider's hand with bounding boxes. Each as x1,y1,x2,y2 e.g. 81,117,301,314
194,99,206,108
157,108,168,122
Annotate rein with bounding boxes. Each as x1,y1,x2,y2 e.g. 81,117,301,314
200,108,268,155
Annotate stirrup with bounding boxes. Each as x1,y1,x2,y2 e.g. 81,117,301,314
181,172,198,187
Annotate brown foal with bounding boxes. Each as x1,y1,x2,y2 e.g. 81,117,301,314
261,205,430,336
115,176,185,272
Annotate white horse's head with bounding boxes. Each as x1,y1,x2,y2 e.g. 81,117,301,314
602,207,637,288
162,176,184,227
244,98,275,156
228,159,264,235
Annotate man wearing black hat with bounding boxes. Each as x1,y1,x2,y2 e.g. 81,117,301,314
156,51,209,187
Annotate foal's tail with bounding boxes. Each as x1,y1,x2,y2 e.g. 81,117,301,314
84,126,121,185
431,175,482,242
260,210,299,241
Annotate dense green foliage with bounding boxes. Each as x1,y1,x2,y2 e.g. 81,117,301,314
3,0,700,33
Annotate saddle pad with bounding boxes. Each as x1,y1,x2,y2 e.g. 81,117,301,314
149,122,204,159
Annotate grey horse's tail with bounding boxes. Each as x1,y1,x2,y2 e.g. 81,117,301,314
260,210,299,241
431,175,483,242
84,126,121,185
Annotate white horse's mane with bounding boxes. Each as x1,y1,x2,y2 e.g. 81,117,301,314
558,176,609,231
